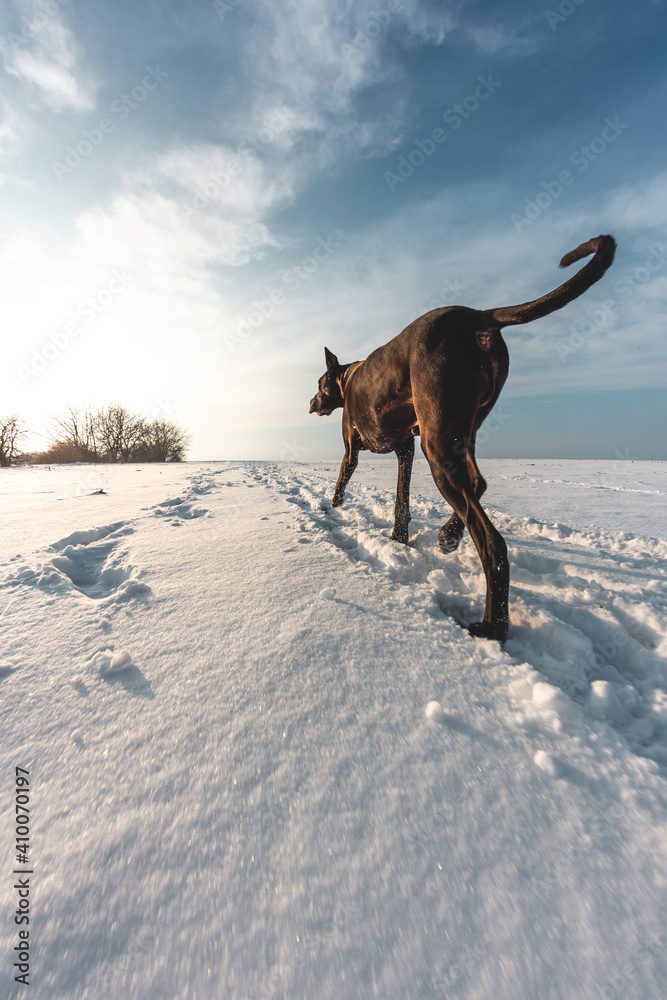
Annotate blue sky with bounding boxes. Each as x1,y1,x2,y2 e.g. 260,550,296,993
1,0,666,460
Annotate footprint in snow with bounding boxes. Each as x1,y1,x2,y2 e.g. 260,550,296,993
153,499,209,520
50,540,150,602
4,522,150,605
259,466,667,770
49,522,132,552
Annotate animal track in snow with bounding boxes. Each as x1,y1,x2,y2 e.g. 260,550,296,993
247,464,667,769
50,522,133,551
147,470,224,521
153,500,209,520
3,522,151,604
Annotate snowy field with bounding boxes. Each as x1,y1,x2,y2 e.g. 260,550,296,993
2,457,667,1000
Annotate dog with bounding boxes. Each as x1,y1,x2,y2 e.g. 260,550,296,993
309,235,616,642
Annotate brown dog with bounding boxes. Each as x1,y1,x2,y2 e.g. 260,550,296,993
309,235,616,641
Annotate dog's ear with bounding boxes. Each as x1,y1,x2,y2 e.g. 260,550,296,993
324,347,339,371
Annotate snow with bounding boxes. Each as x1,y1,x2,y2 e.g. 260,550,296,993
533,750,563,779
425,701,446,724
1,458,667,1000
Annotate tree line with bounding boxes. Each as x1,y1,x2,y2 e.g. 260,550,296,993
0,406,190,467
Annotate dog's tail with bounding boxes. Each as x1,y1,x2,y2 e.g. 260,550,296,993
484,234,616,327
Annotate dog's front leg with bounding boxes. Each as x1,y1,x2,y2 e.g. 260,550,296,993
331,429,360,507
391,437,414,543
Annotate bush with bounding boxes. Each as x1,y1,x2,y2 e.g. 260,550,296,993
35,406,191,464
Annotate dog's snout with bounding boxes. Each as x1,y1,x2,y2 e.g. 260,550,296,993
309,395,319,414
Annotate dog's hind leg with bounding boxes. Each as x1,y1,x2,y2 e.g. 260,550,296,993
438,438,487,553
420,426,509,641
391,437,414,544
331,427,361,507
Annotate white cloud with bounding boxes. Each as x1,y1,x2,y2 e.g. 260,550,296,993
1,1,95,112
0,96,29,164
464,20,540,56
606,173,667,234
152,143,295,220
226,0,456,165
214,178,667,414
4,165,667,456
75,188,277,278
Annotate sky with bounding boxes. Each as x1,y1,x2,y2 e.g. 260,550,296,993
1,0,666,461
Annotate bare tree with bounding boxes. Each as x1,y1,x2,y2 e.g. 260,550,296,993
38,405,191,463
138,419,191,462
95,405,146,463
0,416,25,467
52,405,99,460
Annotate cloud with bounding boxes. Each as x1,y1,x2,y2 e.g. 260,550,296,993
0,1,95,112
464,21,540,56
214,175,667,412
204,0,543,204
3,0,664,458
606,173,667,235
4,160,666,456
0,96,29,163
75,188,277,279
152,142,296,221
222,0,459,165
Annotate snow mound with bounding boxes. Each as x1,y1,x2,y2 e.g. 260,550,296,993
92,648,136,676
533,749,562,778
425,700,446,723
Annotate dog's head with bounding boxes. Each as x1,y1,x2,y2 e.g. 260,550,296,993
309,347,345,416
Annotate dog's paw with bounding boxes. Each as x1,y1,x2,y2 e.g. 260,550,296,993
391,528,410,545
468,620,508,643
438,526,463,554
331,495,344,508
